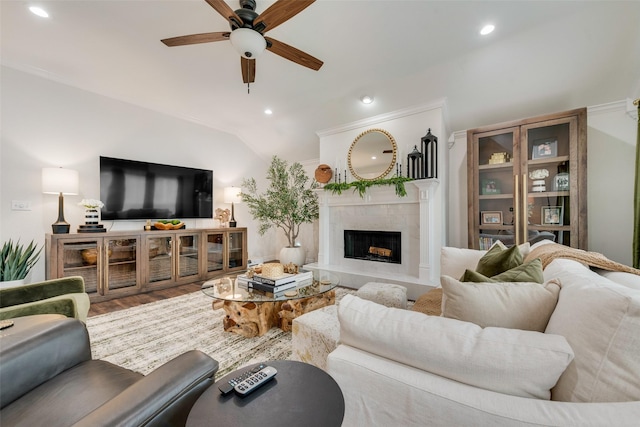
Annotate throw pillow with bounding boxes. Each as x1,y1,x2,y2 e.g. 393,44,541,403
440,275,561,332
337,294,574,400
544,258,640,402
475,244,523,277
461,258,544,283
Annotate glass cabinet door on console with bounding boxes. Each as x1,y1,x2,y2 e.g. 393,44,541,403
227,231,246,271
467,108,587,250
145,234,174,286
176,232,200,281
104,237,139,294
205,232,225,275
54,238,101,295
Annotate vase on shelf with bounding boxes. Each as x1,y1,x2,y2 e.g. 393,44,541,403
85,208,99,225
78,208,106,233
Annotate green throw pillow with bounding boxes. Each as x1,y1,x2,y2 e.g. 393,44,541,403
461,258,544,283
475,244,523,277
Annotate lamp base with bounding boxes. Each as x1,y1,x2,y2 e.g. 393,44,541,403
229,220,237,228
52,222,70,234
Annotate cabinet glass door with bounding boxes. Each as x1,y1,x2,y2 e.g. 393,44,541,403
105,237,138,292
227,231,245,270
177,233,200,279
473,127,520,249
522,119,576,247
59,239,100,294
147,235,173,283
205,232,224,274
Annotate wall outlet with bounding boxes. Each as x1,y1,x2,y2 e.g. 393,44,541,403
11,200,31,211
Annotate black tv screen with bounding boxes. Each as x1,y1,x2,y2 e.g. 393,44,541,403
100,156,213,220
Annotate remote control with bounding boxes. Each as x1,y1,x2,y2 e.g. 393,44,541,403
218,363,267,395
234,365,277,396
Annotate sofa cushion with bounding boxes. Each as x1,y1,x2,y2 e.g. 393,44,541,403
338,294,574,400
461,258,544,283
440,275,560,332
475,244,523,277
544,259,640,402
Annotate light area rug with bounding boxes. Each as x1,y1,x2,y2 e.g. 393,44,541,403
86,287,354,378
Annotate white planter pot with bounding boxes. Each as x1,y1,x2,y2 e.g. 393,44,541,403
279,246,306,267
0,279,25,289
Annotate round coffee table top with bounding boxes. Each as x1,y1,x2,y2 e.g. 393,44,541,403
187,360,344,427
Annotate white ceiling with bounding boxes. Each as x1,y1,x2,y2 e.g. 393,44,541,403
2,0,639,162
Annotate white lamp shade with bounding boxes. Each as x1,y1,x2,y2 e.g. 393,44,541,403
229,28,266,59
42,167,79,195
224,186,242,204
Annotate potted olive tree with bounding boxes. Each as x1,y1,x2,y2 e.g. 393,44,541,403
241,156,319,266
0,239,42,288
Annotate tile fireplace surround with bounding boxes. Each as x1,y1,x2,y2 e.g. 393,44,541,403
305,179,442,300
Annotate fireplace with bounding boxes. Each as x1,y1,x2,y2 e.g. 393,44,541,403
344,230,401,264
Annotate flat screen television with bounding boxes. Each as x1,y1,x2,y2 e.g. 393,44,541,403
100,156,213,220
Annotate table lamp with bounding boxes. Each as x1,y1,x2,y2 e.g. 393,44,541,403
224,186,242,228
42,167,79,234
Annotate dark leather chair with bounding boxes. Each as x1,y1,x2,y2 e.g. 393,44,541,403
0,314,218,426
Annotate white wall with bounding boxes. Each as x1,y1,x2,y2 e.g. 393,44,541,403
0,66,282,282
446,101,638,265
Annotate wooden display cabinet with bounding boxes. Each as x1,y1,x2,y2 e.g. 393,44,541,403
467,108,587,250
47,227,247,302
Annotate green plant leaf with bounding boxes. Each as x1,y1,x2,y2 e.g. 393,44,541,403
324,176,414,198
0,239,42,281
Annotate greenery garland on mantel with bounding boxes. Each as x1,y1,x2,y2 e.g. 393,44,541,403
323,176,414,198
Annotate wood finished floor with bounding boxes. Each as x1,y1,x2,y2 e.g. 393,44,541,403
88,282,202,316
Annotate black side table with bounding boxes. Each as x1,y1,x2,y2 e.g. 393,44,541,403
187,360,345,427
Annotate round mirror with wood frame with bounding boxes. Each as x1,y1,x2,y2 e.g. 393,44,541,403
348,128,397,181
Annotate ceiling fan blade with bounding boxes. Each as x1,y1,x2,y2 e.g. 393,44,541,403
241,57,256,83
254,0,315,33
162,32,230,47
265,37,323,71
204,0,243,27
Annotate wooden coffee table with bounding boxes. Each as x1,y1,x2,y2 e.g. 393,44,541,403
186,360,345,427
202,271,339,337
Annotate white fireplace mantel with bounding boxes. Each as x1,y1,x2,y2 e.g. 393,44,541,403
306,179,441,300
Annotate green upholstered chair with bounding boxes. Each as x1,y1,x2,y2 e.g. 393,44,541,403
0,276,90,322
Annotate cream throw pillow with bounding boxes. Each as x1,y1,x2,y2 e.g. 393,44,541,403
440,276,561,332
544,259,640,402
338,294,574,400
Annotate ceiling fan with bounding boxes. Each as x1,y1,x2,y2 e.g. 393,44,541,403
161,0,323,90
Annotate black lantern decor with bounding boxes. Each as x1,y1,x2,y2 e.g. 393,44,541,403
406,145,423,179
421,128,438,179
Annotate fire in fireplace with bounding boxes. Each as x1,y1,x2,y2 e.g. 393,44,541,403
344,230,401,264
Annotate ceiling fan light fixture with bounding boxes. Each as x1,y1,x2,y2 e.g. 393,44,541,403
480,24,495,35
230,28,266,59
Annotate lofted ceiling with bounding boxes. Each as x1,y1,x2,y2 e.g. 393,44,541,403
2,0,639,162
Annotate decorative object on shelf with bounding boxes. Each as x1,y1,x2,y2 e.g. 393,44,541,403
324,176,414,198
553,172,570,191
348,128,397,181
406,145,423,179
481,211,503,225
153,219,185,230
81,247,112,265
314,164,333,184
215,208,231,227
542,206,563,225
242,156,319,267
224,186,242,227
0,239,42,287
42,167,79,234
529,169,549,180
531,180,546,192
421,128,438,178
481,178,501,195
489,152,510,164
145,220,152,231
77,198,106,233
531,138,558,159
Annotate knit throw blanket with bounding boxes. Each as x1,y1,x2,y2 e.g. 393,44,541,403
524,242,640,275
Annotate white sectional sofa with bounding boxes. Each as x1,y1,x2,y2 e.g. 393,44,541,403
325,242,640,426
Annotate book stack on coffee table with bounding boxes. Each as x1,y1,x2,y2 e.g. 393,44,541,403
237,269,314,297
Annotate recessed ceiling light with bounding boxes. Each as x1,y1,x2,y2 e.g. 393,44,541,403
264,109,273,115
361,95,374,104
480,24,495,35
29,6,49,18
